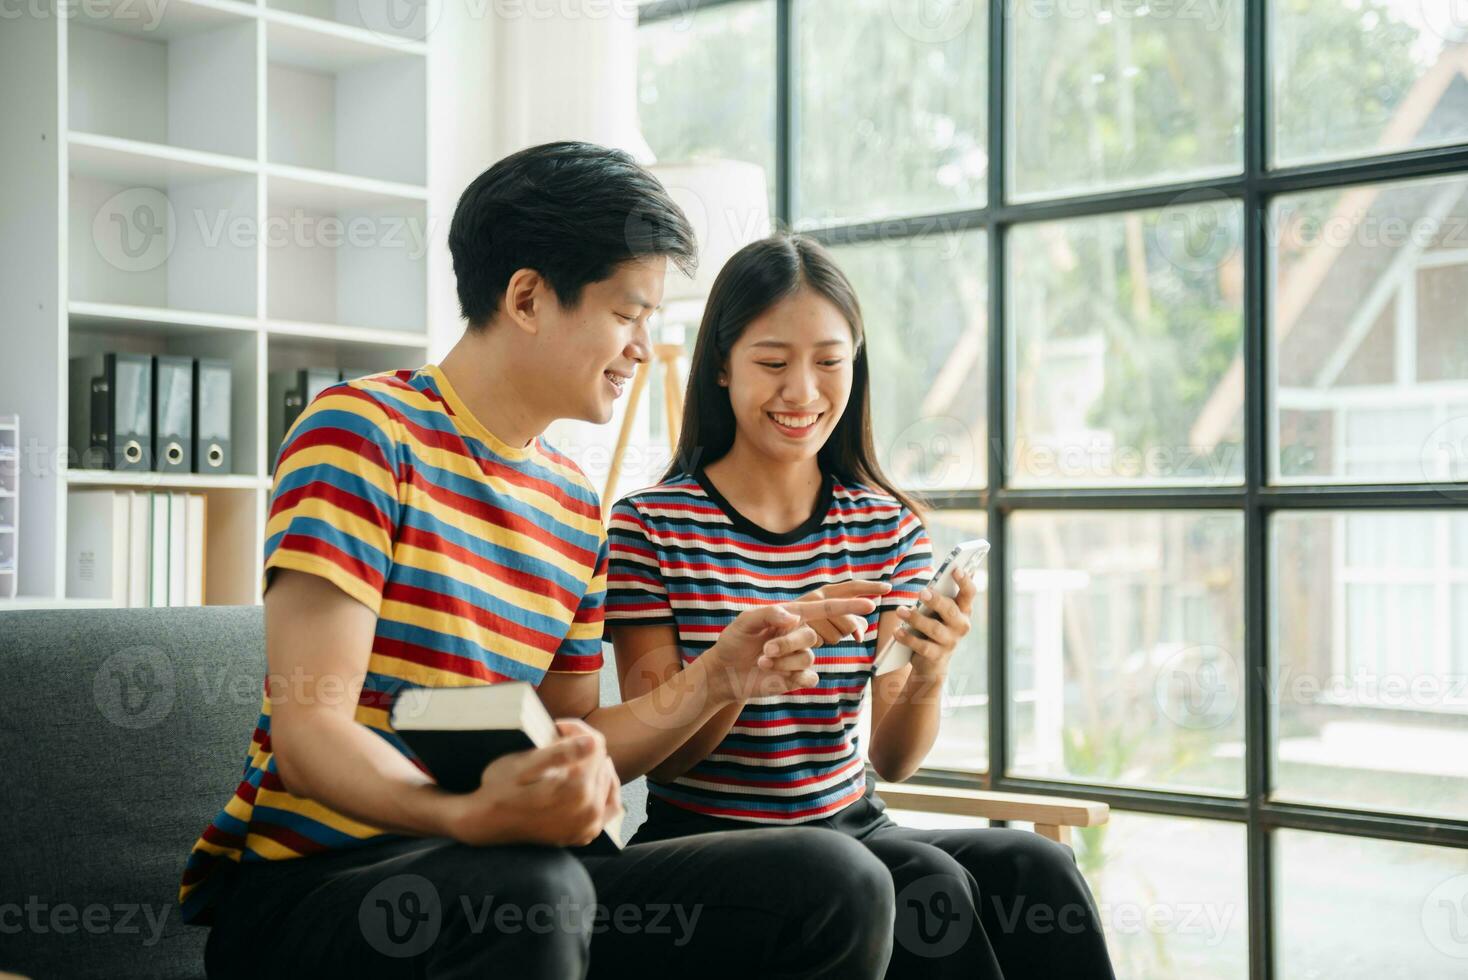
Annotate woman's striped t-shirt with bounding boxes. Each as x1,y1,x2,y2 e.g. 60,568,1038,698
606,469,932,823
179,364,608,925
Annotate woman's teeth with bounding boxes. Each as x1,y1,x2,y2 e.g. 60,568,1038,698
605,371,628,394
770,412,820,429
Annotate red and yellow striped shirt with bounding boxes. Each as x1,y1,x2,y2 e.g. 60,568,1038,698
180,364,607,924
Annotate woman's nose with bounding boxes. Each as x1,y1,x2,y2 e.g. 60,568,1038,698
782,367,819,405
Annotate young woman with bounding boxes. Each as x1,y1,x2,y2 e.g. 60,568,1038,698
605,235,1117,979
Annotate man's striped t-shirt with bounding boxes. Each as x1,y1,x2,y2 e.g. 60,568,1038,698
179,364,608,924
605,469,932,824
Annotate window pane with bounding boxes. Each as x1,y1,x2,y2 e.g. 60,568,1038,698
1009,204,1245,487
1275,830,1468,977
638,2,776,212
924,510,989,772
1008,511,1246,794
1272,174,1468,483
1076,812,1248,980
1008,0,1243,201
1271,1,1468,167
796,0,987,224
831,229,988,490
1272,511,1468,820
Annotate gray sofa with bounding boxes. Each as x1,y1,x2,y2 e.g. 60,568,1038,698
0,607,648,980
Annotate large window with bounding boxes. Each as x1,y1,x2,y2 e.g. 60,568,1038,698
638,1,1468,977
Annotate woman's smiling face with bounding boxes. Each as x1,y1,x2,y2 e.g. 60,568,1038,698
720,287,856,466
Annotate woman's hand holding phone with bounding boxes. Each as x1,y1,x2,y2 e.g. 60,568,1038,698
893,568,978,679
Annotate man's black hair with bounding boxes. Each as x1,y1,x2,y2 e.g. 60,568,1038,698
449,141,699,329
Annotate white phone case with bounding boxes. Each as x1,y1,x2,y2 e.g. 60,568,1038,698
872,539,990,676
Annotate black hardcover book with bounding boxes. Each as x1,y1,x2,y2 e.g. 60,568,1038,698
390,682,624,853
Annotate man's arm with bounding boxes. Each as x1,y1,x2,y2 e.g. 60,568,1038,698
539,594,884,781
539,626,744,783
266,569,618,847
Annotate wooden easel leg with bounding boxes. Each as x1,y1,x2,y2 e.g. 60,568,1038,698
603,361,651,515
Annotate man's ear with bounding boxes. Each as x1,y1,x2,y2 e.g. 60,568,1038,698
503,268,544,335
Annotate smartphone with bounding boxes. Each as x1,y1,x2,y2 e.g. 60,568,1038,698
871,538,990,676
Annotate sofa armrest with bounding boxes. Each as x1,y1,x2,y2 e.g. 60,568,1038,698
875,781,1110,846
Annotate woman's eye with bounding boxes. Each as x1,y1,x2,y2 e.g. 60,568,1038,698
758,361,786,370
820,359,846,368
615,312,636,322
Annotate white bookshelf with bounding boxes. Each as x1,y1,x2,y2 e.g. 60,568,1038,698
0,0,432,606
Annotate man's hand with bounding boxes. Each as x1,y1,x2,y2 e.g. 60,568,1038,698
793,580,890,645
445,719,623,847
702,594,883,702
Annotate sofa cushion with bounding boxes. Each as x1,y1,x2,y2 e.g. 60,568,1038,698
0,607,646,980
1,607,265,979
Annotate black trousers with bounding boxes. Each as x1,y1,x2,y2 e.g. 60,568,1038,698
203,825,895,980
630,782,1118,980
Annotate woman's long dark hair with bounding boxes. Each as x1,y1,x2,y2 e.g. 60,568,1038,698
666,234,925,519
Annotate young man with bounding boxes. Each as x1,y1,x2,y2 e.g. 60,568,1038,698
181,142,896,979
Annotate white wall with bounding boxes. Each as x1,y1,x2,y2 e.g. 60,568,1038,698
427,0,656,501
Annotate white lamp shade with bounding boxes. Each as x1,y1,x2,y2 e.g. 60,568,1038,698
651,160,772,306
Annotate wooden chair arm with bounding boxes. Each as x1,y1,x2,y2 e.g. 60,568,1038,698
875,781,1110,847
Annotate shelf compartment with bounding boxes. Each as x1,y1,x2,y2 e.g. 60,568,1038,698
68,2,257,159
62,484,263,606
264,175,427,334
266,17,426,186
67,324,262,478
69,142,258,318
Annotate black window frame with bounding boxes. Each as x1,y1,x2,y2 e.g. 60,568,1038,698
639,2,1468,976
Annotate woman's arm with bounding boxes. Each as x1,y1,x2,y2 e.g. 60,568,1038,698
609,624,748,783
868,568,978,782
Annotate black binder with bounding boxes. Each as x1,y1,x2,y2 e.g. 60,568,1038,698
193,358,232,474
68,353,153,471
269,367,343,472
152,355,194,473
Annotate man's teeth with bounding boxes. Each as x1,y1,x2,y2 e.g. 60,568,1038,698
771,413,820,428
605,372,627,391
